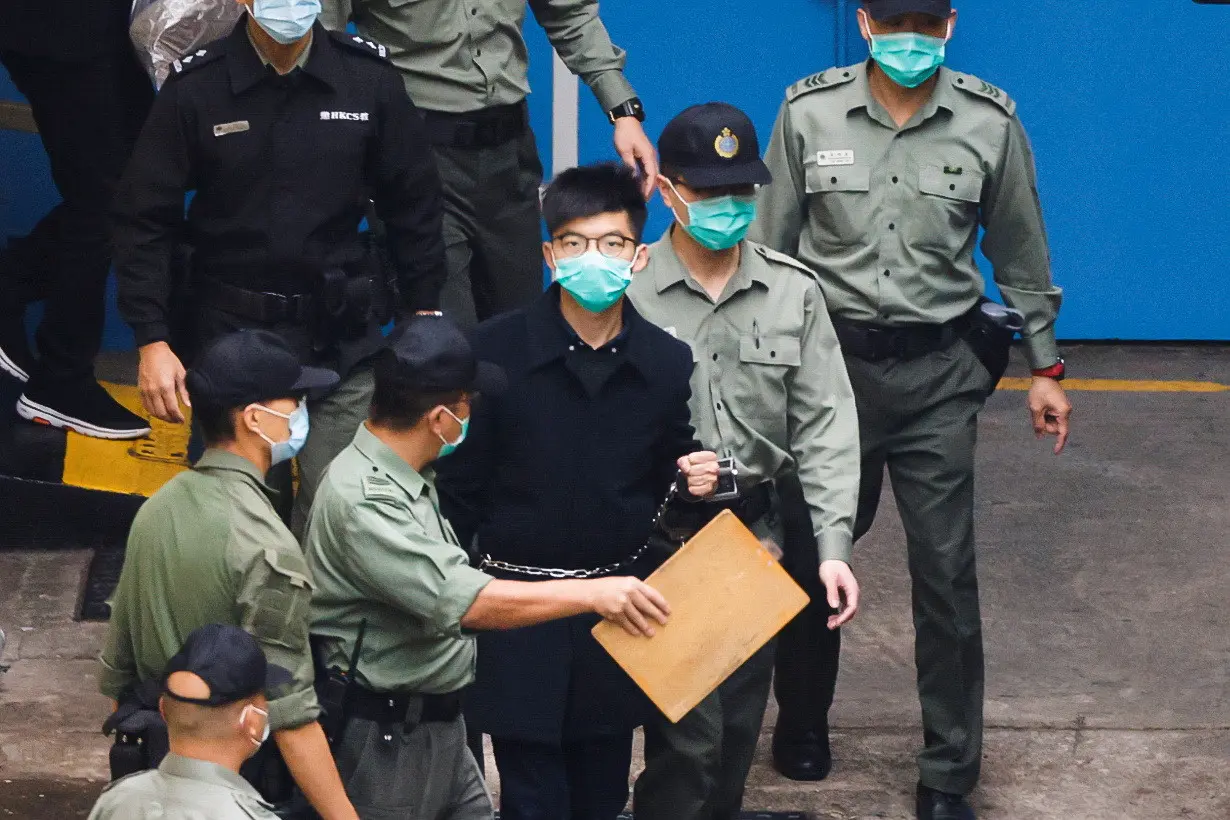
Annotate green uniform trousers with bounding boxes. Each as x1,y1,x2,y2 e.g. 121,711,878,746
634,642,776,820
435,128,546,329
335,714,493,820
290,366,376,538
846,338,992,795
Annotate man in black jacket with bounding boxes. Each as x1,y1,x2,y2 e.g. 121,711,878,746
0,0,154,438
436,163,719,820
111,2,448,530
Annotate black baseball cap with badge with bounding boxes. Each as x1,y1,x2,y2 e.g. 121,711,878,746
657,102,773,189
162,624,293,706
863,0,951,19
185,330,340,408
381,315,507,396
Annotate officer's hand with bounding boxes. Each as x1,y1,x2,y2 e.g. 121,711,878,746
1028,377,1072,455
819,560,860,630
588,577,671,638
138,341,190,424
677,451,721,497
613,118,659,200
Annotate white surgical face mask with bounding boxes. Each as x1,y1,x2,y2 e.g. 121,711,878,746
240,704,271,748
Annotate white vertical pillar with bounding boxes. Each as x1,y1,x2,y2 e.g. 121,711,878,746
550,51,580,177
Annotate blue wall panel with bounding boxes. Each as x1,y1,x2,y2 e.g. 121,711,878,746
3,2,1229,343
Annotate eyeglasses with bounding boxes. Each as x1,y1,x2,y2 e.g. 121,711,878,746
551,232,637,260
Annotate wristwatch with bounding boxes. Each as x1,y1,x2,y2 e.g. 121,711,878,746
608,97,646,124
1030,357,1066,381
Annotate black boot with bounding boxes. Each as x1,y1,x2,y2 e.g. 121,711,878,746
771,721,832,781
916,783,976,820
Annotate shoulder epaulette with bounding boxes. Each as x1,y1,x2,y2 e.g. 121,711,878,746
751,243,821,282
786,65,859,103
170,47,223,77
329,29,390,61
362,475,400,502
950,71,1016,116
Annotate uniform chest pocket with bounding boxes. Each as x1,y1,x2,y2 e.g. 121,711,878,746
914,165,984,251
804,164,872,248
718,335,801,420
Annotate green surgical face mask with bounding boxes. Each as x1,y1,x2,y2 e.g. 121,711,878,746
666,178,757,251
436,406,469,459
868,27,949,89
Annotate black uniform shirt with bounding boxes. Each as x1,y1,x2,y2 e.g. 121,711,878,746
113,20,447,347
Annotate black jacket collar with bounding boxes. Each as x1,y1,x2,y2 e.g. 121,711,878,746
227,20,341,95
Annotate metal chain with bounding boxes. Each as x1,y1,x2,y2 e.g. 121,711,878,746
478,484,680,579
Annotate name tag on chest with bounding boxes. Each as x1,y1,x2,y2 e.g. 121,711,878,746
816,150,855,167
213,120,250,137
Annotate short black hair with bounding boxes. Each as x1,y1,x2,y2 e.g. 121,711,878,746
193,396,236,446
369,350,466,430
541,162,648,241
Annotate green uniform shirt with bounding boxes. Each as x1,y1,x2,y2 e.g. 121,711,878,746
88,754,277,819
627,232,861,564
319,0,636,113
751,62,1063,369
304,423,492,694
97,450,319,732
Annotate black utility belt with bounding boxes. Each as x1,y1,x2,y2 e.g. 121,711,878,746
832,316,969,363
202,278,314,324
421,101,528,149
346,685,463,726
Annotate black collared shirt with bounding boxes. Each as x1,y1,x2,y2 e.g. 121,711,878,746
113,21,447,347
552,293,632,397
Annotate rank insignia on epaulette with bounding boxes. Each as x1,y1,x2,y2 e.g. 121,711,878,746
351,35,388,58
362,475,399,501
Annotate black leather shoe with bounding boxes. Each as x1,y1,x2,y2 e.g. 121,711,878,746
916,783,975,820
771,726,832,781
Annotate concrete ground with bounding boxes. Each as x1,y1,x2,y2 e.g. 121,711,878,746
1,345,1227,819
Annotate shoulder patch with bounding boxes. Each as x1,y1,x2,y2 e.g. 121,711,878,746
751,243,822,282
786,65,859,103
950,72,1016,116
170,48,223,77
329,29,390,60
362,475,401,502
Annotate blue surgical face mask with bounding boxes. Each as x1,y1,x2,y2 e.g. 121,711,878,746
553,251,635,313
868,28,949,89
249,0,321,45
437,407,469,459
665,179,757,251
254,402,309,465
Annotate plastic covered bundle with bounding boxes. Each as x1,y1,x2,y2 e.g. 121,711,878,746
129,0,245,88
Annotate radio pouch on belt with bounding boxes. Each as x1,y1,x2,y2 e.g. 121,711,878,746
102,679,169,781
964,298,1025,394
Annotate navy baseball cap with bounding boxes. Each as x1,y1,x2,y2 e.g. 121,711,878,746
658,102,772,189
185,330,339,408
383,315,506,395
162,624,292,706
863,0,951,20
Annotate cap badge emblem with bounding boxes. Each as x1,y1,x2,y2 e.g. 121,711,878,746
715,128,739,159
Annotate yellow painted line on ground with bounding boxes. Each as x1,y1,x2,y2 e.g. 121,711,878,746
998,378,1229,393
62,382,191,497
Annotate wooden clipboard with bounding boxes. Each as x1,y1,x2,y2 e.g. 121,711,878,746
592,510,810,722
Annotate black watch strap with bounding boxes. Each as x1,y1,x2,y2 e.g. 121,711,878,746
608,97,645,124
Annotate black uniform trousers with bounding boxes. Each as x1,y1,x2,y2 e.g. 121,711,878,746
0,48,152,384
772,473,843,737
493,733,633,820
